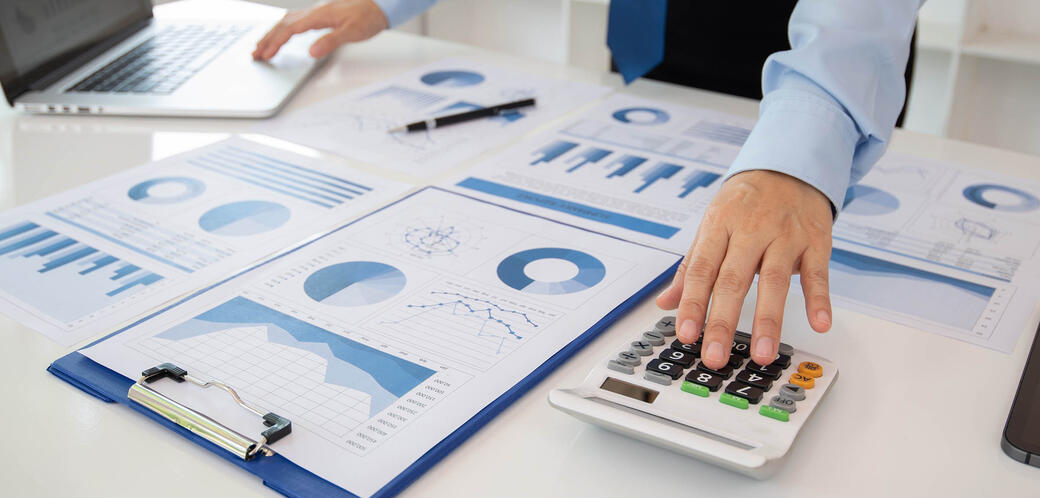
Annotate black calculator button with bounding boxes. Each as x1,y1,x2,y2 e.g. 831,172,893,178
696,361,733,379
727,355,744,370
725,382,764,404
670,339,700,357
731,341,751,357
745,362,783,380
658,349,695,368
771,353,792,369
733,330,751,344
685,370,723,391
735,370,773,391
646,359,683,380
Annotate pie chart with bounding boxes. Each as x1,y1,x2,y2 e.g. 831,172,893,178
198,201,290,236
128,177,205,204
304,261,407,307
842,185,900,216
420,70,485,88
612,107,670,125
497,247,606,295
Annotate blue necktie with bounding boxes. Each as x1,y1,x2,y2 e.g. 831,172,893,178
607,0,668,84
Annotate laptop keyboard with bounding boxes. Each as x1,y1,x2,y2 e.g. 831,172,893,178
69,24,250,95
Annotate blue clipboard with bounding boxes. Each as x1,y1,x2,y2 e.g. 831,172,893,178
46,187,681,497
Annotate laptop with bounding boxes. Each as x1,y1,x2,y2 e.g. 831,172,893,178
0,0,324,118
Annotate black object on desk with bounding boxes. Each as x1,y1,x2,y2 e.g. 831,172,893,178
389,98,536,133
1003,320,1040,468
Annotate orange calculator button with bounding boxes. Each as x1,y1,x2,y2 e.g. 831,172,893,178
789,373,815,389
798,361,823,378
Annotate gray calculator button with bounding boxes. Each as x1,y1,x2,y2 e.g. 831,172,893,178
644,370,672,386
607,360,635,375
777,342,794,356
617,350,641,366
631,340,654,355
642,330,666,346
733,331,751,344
770,395,797,413
654,316,677,336
779,383,806,401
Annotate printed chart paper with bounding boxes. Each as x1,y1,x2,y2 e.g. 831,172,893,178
253,58,612,178
451,93,754,254
82,188,680,497
0,137,410,345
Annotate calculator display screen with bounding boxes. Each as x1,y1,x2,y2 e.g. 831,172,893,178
600,377,659,403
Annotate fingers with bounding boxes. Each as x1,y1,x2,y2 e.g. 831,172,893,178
750,246,795,365
309,28,352,58
253,8,333,61
800,246,833,333
673,229,729,344
700,237,763,370
655,232,699,310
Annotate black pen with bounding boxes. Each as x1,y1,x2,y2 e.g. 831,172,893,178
388,98,536,133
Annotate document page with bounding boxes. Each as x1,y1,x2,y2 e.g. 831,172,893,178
253,58,612,178
82,188,680,497
451,93,754,253
0,137,410,345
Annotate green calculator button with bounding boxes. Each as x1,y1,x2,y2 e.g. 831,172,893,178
720,392,748,409
759,405,790,422
681,381,710,397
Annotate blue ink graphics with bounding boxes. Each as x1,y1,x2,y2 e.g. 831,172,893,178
954,218,997,240
156,296,434,417
530,140,579,165
497,247,606,295
962,184,1040,212
606,154,647,178
611,106,670,125
401,219,469,258
362,85,445,109
0,221,163,324
636,163,683,193
127,177,205,204
828,248,995,330
843,185,901,216
685,120,750,146
304,261,406,307
566,147,612,172
437,101,526,124
381,291,540,354
198,200,290,236
679,170,721,198
420,70,486,88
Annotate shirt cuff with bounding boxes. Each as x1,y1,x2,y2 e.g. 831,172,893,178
372,0,436,28
724,81,860,215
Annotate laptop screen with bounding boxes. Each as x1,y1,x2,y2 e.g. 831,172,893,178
0,0,153,103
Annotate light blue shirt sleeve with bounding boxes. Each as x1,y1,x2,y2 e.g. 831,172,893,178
724,0,923,214
372,0,439,28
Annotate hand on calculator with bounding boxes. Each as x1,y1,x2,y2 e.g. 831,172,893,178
656,170,835,369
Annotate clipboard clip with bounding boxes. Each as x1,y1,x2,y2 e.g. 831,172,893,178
128,363,292,461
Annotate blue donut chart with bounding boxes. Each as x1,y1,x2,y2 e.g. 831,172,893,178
420,70,485,88
127,177,205,204
497,247,606,295
962,184,1040,212
198,200,290,236
611,107,670,125
304,261,406,307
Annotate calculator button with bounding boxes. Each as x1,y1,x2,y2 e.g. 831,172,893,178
719,392,749,410
727,355,744,370
631,341,654,356
770,395,797,413
733,331,751,344
696,361,733,380
642,330,666,346
607,360,635,375
798,361,823,378
745,362,783,380
647,359,683,380
616,351,641,366
681,381,710,397
685,370,723,391
658,349,695,368
778,383,807,401
778,342,794,357
735,370,773,391
725,382,764,404
771,353,792,369
654,316,677,336
759,405,790,422
670,339,700,356
644,370,673,386
789,373,815,389
731,341,751,358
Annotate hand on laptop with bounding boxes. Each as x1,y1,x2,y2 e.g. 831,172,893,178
253,0,389,61
656,170,834,369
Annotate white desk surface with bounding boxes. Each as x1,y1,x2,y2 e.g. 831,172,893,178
2,2,1039,496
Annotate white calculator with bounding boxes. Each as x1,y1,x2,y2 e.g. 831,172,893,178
549,315,837,478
